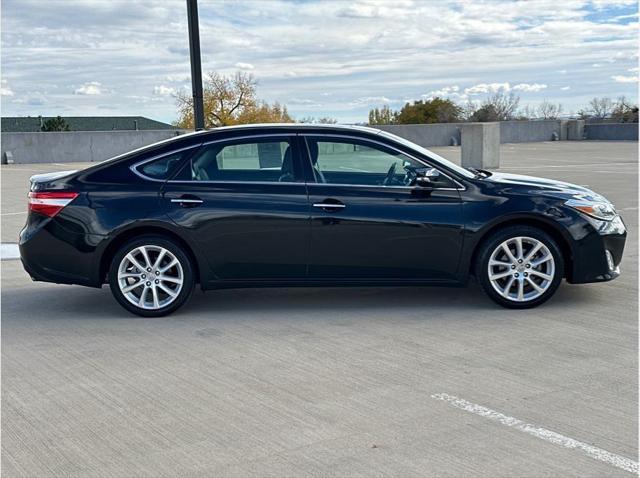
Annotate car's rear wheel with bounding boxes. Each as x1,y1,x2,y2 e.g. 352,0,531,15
475,226,564,309
108,235,194,317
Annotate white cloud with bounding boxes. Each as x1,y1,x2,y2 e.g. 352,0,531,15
561,86,571,90
512,83,547,92
289,98,317,104
464,82,511,95
153,85,176,96
1,79,14,96
591,0,638,8
349,96,392,106
424,85,460,97
165,74,190,82
612,75,639,83
74,81,103,95
628,67,639,73
421,85,469,102
235,62,255,70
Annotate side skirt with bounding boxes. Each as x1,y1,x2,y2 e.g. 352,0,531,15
202,278,464,291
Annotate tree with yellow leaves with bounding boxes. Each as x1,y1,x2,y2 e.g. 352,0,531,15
174,71,294,128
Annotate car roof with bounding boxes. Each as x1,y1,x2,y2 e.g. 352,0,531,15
180,123,383,139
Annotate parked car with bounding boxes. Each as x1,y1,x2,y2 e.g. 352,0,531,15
20,124,626,316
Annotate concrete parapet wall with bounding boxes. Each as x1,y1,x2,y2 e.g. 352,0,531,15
585,123,638,141
499,120,561,143
1,129,184,164
376,124,461,147
2,121,636,165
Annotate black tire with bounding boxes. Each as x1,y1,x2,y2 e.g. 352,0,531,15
108,235,195,317
475,226,564,309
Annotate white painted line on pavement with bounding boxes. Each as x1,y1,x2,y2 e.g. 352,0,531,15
1,211,27,216
431,393,638,475
1,243,20,260
503,162,636,170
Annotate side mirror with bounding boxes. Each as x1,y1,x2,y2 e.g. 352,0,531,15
414,168,440,187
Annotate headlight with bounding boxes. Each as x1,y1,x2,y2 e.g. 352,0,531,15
565,198,617,221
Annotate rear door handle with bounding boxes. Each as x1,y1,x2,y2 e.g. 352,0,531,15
313,200,346,211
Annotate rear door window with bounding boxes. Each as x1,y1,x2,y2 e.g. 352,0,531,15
183,137,301,183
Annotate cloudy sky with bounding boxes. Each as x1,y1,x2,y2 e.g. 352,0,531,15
1,0,638,124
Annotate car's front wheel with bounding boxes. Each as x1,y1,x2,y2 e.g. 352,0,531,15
108,235,195,317
475,226,564,309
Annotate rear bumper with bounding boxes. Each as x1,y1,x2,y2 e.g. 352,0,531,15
19,216,104,287
567,216,627,284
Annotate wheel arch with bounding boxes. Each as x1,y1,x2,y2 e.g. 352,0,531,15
467,216,575,281
99,225,202,285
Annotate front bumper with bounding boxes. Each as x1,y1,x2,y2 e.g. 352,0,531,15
567,215,627,284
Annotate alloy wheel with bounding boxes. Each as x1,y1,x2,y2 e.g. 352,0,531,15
487,236,555,302
117,245,184,310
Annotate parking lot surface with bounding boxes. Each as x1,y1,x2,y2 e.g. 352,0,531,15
1,141,638,477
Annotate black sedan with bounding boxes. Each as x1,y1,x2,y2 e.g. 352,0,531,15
20,124,626,316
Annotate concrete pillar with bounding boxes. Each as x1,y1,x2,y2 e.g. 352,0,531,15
461,122,500,169
559,120,569,141
566,120,585,140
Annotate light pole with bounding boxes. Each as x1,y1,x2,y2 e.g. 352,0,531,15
186,0,205,130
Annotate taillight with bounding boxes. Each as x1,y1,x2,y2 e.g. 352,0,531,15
28,191,79,217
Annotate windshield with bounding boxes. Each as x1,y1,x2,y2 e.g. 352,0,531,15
377,130,475,179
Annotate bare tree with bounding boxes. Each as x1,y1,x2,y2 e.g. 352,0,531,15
460,100,480,121
300,116,338,124
537,100,563,120
519,105,537,120
488,91,520,121
467,91,520,122
589,97,614,120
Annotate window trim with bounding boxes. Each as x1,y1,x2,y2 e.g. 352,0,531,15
300,133,465,191
131,131,465,190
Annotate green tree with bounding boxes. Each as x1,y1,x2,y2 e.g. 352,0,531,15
368,105,397,125
41,116,70,131
175,71,294,128
611,96,638,123
394,97,462,124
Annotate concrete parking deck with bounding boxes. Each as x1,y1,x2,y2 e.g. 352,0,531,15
1,141,638,477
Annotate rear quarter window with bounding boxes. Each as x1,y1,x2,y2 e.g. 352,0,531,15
135,149,195,180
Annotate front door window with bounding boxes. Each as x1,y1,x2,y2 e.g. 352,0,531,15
304,137,453,187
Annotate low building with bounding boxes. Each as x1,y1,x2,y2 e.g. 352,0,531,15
1,116,175,132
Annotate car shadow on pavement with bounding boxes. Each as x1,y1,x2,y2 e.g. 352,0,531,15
2,279,601,321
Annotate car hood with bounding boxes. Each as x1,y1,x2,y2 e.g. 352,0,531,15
487,172,608,202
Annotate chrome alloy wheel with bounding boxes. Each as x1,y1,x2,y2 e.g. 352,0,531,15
117,245,184,310
487,236,555,302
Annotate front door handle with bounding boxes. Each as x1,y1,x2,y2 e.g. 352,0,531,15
169,195,203,207
313,200,346,211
